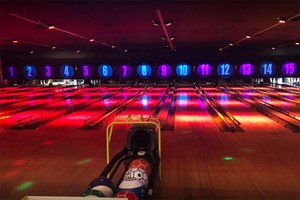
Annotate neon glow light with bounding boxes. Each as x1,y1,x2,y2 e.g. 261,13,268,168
6,65,18,79
197,63,212,78
60,64,74,78
98,64,113,79
176,63,191,78
137,63,152,79
42,64,55,79
117,64,132,79
217,62,233,78
23,65,37,80
157,64,172,79
260,61,275,77
282,62,297,76
239,63,254,76
79,64,93,79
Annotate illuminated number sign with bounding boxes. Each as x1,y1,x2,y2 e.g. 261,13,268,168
6,65,18,79
176,63,191,78
282,62,297,76
60,64,74,78
157,64,172,79
137,63,152,79
98,64,113,79
79,64,93,79
23,65,37,80
260,61,275,77
117,64,132,79
239,63,254,76
217,62,233,78
41,64,55,79
196,63,212,78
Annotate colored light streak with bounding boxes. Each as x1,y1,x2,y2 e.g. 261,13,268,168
16,181,33,191
223,156,233,161
43,140,54,145
234,115,273,123
175,115,213,122
5,169,20,178
142,96,148,106
0,115,10,119
14,159,26,166
219,94,229,103
217,101,241,106
76,158,93,166
178,93,188,105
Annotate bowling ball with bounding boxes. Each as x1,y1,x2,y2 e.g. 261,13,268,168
88,176,114,197
129,158,152,176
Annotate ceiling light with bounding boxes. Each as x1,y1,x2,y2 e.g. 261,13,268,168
246,35,251,39
295,42,300,45
30,51,34,54
278,17,286,23
76,50,80,53
152,20,160,26
164,20,172,26
219,48,223,51
111,45,115,48
229,43,233,46
89,38,95,42
161,36,166,40
272,47,275,50
52,46,56,49
124,49,128,53
48,25,55,29
12,40,18,44
170,36,175,41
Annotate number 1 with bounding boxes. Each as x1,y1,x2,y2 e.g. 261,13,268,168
9,66,14,77
122,65,127,76
201,64,209,75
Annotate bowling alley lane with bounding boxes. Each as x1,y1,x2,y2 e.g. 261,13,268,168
230,86,300,117
202,87,291,132
0,86,82,106
174,87,219,132
117,87,167,118
0,87,118,128
42,87,143,130
252,86,300,104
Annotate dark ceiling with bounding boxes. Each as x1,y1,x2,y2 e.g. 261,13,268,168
0,0,300,63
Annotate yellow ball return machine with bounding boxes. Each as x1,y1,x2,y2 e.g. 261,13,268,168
23,115,161,200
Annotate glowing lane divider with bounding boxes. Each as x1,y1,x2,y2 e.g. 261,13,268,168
241,87,300,121
106,115,162,180
0,115,10,120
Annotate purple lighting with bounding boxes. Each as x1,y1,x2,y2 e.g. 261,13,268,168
239,63,254,76
282,62,297,76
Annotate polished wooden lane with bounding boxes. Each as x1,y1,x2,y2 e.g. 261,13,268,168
174,87,219,132
0,86,299,200
202,87,292,133
1,127,299,200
